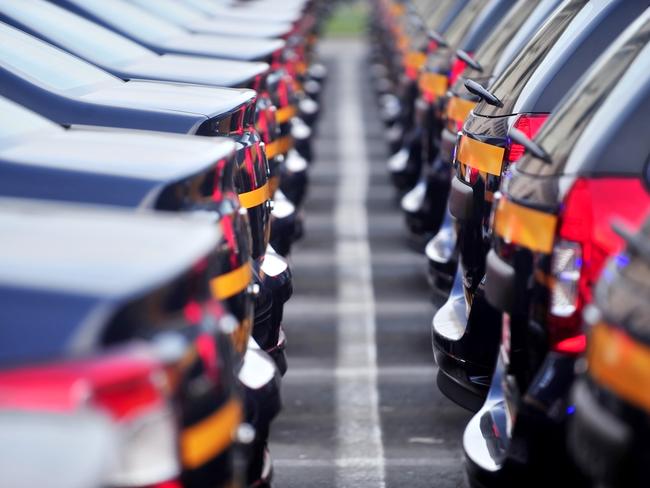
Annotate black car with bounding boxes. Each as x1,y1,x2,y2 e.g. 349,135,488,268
393,0,518,196
0,0,305,247
434,0,649,411
0,96,283,486
465,9,650,486
0,199,244,488
0,21,272,260
409,0,560,248
568,218,650,488
130,0,294,39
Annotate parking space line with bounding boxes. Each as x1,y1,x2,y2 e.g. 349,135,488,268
334,40,386,488
273,457,461,468
284,365,437,381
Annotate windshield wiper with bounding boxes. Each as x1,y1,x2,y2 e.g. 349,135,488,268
456,50,482,73
509,127,552,163
464,79,502,107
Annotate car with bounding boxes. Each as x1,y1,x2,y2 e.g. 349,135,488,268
0,96,283,486
411,0,561,260
49,0,318,163
393,0,519,196
0,21,272,260
568,217,650,488
0,199,246,487
465,9,650,485
0,0,304,246
433,0,649,411
129,0,294,39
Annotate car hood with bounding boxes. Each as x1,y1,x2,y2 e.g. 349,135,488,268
188,17,292,38
120,53,268,88
159,33,285,61
79,79,256,118
0,127,235,183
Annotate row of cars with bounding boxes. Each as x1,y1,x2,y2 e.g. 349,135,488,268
0,0,330,487
370,0,650,486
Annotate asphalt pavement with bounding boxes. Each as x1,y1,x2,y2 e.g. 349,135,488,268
270,38,472,488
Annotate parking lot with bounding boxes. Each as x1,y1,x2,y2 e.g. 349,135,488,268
270,39,471,488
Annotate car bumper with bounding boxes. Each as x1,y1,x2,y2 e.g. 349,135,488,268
464,352,580,487
425,210,457,296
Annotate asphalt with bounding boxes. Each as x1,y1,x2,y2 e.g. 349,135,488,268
270,38,472,488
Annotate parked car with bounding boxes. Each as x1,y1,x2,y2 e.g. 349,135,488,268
568,218,650,488
0,96,283,486
0,21,272,260
465,9,650,485
49,0,317,162
410,0,560,247
129,0,293,39
434,0,649,411
392,0,518,196
424,0,561,299
0,199,245,487
0,0,304,248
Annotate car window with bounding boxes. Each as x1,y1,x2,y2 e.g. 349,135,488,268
474,0,587,116
0,22,116,91
0,0,152,67
442,0,485,48
517,16,650,176
0,97,56,139
65,0,185,43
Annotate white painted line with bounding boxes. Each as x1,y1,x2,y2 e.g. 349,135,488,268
284,365,437,381
334,41,386,488
284,299,433,317
273,457,461,468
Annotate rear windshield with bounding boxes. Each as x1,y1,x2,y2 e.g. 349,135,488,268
518,17,650,176
463,0,540,80
0,22,116,91
65,0,185,43
0,0,152,67
474,0,587,115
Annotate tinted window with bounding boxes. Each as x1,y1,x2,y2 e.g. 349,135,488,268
0,0,152,66
474,0,587,116
518,17,650,176
0,22,116,90
131,0,202,24
0,97,56,140
66,0,185,43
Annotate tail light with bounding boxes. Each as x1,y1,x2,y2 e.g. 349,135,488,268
0,348,180,487
448,55,468,86
507,114,549,163
548,178,650,354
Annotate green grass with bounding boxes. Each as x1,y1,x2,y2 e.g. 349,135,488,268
325,1,368,37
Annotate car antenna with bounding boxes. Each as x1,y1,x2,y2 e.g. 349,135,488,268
509,128,552,163
456,50,482,73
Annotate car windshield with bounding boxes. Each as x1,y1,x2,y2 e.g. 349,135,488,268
131,0,204,24
65,0,187,43
0,0,153,67
0,22,117,91
0,97,56,140
518,16,650,176
474,0,587,116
